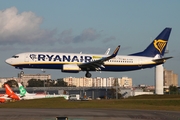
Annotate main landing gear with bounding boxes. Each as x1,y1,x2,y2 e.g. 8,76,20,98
85,71,91,78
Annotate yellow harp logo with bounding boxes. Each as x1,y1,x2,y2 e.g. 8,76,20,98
153,39,167,53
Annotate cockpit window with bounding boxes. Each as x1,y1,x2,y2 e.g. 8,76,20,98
12,55,19,58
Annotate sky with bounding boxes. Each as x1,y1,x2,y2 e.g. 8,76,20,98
0,0,180,86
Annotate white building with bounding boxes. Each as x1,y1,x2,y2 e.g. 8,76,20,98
119,77,132,87
19,74,51,87
63,76,132,88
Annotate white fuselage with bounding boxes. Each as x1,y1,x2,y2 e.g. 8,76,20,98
21,94,69,100
5,52,160,72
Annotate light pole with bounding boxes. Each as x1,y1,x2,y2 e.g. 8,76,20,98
41,69,46,94
106,78,107,99
116,78,118,99
20,71,24,85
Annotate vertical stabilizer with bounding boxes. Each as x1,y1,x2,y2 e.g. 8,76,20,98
5,84,20,100
5,84,14,96
129,28,172,57
18,83,27,96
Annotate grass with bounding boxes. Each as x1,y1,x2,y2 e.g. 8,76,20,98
0,95,180,111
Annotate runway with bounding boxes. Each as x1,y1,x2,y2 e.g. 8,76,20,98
0,108,180,120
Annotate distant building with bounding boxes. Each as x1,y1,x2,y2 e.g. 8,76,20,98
64,77,114,87
18,73,51,87
64,77,95,87
119,77,132,87
0,73,51,88
164,69,178,87
63,76,132,88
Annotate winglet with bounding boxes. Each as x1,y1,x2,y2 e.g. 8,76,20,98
101,45,120,61
105,48,111,55
111,45,120,57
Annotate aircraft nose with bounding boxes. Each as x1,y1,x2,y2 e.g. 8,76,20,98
5,58,12,65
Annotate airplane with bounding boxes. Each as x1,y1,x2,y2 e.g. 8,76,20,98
0,84,21,102
5,27,172,78
0,86,14,103
0,94,11,103
18,83,69,100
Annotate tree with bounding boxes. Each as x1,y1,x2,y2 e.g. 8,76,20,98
45,79,54,87
169,85,178,94
27,78,68,87
27,79,44,87
54,79,68,87
4,80,18,88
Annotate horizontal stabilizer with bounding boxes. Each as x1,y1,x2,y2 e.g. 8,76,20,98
152,56,173,62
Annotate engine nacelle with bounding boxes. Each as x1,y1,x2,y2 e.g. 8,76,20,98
62,64,81,73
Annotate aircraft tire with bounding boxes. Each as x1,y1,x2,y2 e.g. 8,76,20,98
85,72,91,78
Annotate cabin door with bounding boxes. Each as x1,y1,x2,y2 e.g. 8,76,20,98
24,54,29,62
138,58,142,67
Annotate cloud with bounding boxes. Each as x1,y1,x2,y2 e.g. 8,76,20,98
102,36,116,43
58,28,101,44
0,7,56,45
58,29,73,44
47,45,109,54
0,7,113,46
73,28,101,43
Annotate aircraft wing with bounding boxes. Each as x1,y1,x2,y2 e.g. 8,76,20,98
152,56,173,63
79,45,120,71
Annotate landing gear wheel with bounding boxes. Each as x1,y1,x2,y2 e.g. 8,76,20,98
85,72,91,78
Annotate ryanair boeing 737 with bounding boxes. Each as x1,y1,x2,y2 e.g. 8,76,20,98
5,28,172,78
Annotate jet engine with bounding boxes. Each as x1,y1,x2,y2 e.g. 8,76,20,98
62,64,81,73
